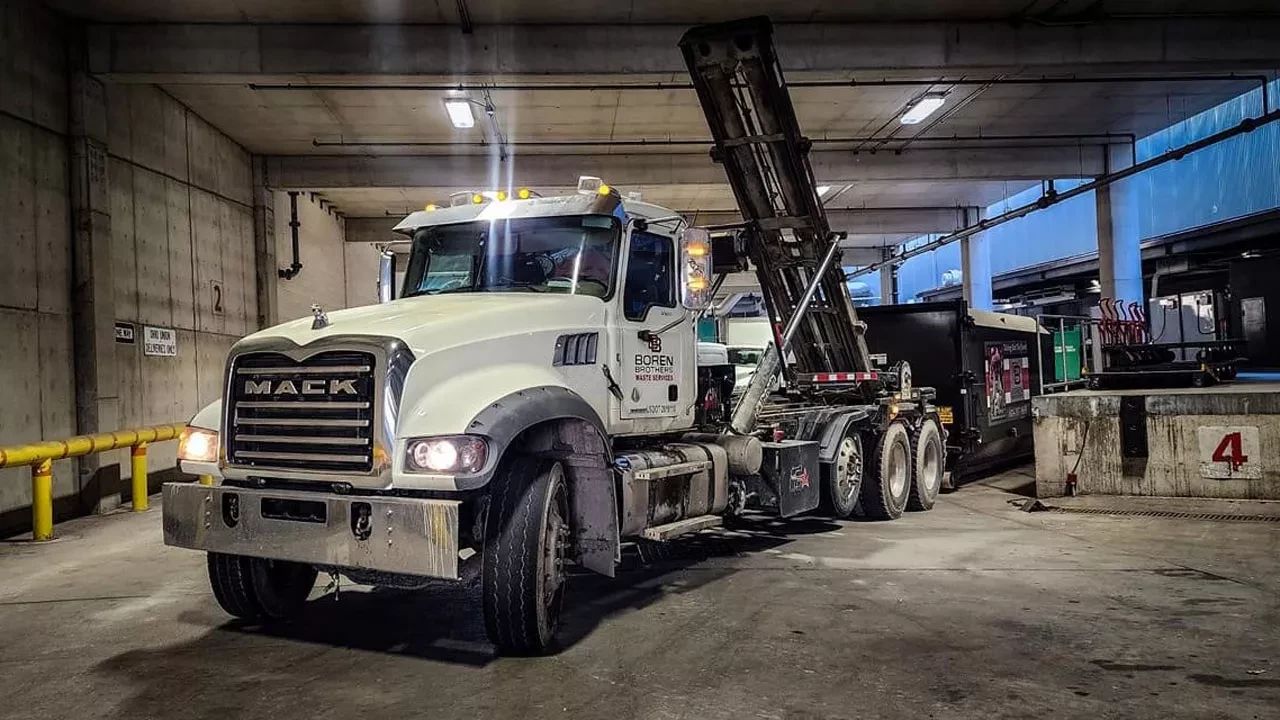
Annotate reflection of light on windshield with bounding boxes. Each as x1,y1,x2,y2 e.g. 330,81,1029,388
570,240,583,295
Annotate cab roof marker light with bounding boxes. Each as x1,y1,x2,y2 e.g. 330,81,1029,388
576,175,605,195
899,95,946,125
444,99,475,129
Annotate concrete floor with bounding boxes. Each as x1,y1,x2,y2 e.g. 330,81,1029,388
2,472,1278,720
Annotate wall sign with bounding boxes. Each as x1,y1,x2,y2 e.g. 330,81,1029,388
114,322,136,344
211,280,226,316
143,326,178,357
1198,426,1261,479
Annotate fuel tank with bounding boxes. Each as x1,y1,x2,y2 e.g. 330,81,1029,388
616,442,729,538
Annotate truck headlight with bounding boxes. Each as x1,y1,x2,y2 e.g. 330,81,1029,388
405,436,488,474
178,427,219,463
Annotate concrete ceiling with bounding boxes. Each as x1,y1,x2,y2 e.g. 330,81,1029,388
162,77,1248,226
66,0,1280,249
161,80,1250,156
46,0,1280,23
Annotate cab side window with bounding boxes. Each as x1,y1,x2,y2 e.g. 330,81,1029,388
623,232,676,321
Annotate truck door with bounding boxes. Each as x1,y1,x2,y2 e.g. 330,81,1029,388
614,229,695,424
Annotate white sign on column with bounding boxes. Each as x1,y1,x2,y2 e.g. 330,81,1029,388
143,326,178,357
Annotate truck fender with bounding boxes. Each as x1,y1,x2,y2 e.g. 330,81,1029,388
468,387,618,578
816,408,872,464
180,400,224,479
191,399,222,431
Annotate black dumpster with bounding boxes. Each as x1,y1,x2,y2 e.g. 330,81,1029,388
859,300,1048,482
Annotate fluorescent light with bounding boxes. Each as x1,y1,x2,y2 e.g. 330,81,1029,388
899,95,946,125
816,185,832,198
444,99,475,129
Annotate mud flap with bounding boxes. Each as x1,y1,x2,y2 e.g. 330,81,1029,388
756,440,821,518
560,422,619,578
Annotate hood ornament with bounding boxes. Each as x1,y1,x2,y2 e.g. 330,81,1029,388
311,304,330,330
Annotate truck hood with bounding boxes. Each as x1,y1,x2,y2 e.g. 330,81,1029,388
241,293,608,356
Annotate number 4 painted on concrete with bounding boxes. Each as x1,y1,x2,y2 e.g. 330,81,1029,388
1211,432,1248,472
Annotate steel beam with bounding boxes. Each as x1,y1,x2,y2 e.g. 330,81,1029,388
264,146,1104,191
89,19,1280,81
689,208,966,234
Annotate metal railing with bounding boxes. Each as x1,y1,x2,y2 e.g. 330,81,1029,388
0,423,203,541
1035,314,1099,394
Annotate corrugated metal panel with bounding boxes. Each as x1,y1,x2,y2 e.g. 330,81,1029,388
895,79,1280,300
1118,81,1280,239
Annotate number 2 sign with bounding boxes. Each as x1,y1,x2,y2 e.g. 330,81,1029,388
1197,426,1261,479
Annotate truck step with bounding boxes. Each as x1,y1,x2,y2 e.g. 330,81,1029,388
641,515,722,542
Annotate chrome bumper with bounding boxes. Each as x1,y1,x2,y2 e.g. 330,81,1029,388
162,483,461,580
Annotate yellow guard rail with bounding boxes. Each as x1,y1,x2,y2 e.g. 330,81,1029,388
0,423,188,541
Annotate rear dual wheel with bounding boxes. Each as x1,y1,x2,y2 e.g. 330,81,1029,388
861,421,912,520
821,432,864,519
908,417,945,512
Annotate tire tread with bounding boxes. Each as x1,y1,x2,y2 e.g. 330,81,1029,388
482,456,561,656
859,422,911,521
907,416,944,512
207,552,261,621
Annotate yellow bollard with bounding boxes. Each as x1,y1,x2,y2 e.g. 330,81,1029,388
31,460,54,541
131,443,149,512
198,474,214,486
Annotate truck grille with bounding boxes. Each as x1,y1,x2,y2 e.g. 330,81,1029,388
227,351,377,474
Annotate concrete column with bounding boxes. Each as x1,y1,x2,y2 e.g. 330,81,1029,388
878,254,896,305
252,156,279,329
68,59,122,513
960,207,992,311
1096,148,1144,305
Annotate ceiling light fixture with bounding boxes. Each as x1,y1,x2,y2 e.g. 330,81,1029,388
816,185,832,198
444,99,475,129
899,95,946,125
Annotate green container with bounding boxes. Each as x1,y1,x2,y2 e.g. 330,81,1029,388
697,317,719,342
1053,328,1083,382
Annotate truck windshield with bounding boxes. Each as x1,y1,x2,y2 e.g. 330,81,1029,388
401,215,619,298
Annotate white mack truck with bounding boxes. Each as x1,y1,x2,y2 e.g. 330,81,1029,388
163,16,946,655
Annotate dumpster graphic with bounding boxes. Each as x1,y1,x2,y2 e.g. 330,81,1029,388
985,341,1031,423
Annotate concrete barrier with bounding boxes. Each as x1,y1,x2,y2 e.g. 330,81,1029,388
1033,383,1280,499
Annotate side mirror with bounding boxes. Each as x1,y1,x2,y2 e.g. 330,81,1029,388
377,251,397,303
680,227,712,310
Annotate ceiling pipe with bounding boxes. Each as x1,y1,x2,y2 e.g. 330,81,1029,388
846,106,1280,281
250,74,1270,94
311,132,1136,149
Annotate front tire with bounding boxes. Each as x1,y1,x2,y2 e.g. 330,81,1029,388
482,457,571,656
908,417,945,511
820,432,864,518
207,552,317,623
859,421,912,521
